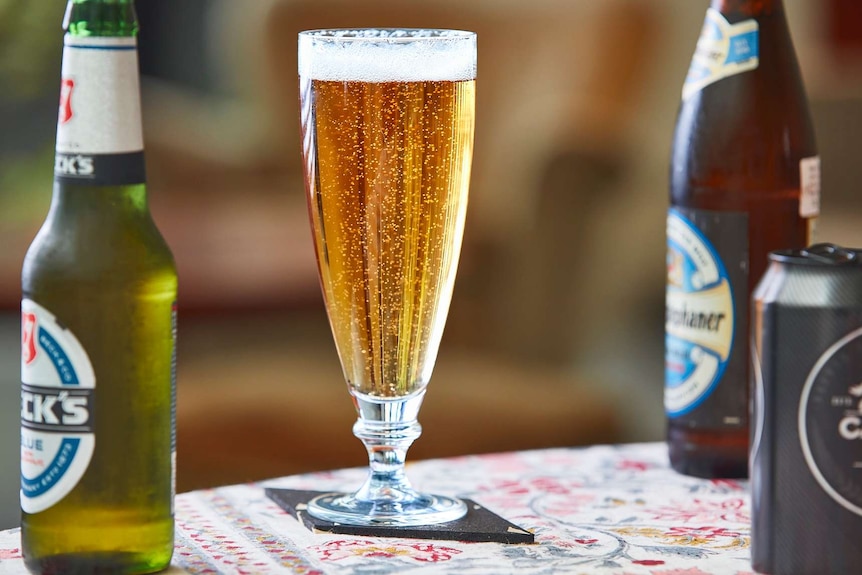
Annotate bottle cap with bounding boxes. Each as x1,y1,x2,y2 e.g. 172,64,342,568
770,243,861,266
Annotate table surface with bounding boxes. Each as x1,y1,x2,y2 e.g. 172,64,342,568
0,442,755,574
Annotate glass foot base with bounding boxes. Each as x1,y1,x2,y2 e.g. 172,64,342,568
307,492,467,526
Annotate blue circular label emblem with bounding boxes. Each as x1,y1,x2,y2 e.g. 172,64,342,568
21,299,96,514
665,210,735,416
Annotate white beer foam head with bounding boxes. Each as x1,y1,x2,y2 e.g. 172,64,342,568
299,29,476,82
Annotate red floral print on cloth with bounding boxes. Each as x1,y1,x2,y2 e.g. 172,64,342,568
709,479,745,492
633,559,666,566
527,476,576,495
536,493,599,517
617,459,653,472
472,451,530,473
541,532,603,550
0,547,21,560
473,477,590,514
0,443,758,574
480,476,586,498
644,569,755,575
648,498,749,524
312,539,462,563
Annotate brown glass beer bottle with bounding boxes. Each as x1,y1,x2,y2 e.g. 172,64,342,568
665,0,818,478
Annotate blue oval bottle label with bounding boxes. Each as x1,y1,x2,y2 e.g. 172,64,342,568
665,209,736,416
21,299,96,514
683,8,759,101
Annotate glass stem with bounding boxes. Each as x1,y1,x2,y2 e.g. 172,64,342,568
351,390,426,503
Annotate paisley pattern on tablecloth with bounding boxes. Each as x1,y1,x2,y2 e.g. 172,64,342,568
0,443,756,575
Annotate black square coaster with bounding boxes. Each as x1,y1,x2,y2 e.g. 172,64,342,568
265,488,535,544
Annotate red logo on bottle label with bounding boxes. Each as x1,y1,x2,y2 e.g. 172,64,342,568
22,312,37,365
59,79,75,124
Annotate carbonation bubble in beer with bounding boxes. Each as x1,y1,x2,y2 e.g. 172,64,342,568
300,30,476,399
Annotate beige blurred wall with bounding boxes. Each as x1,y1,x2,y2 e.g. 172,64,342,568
140,0,862,443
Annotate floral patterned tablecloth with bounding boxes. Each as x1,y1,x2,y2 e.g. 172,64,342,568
0,442,755,574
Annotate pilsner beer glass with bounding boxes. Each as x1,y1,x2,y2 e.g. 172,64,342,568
299,29,476,526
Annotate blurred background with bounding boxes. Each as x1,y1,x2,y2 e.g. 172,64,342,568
1,0,862,529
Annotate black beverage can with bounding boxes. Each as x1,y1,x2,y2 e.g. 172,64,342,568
751,243,862,575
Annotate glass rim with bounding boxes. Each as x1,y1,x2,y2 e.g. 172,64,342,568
298,28,476,43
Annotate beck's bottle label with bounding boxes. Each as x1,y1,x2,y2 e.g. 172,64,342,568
21,299,96,513
55,35,145,186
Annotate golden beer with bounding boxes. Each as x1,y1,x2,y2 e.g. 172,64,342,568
302,76,475,398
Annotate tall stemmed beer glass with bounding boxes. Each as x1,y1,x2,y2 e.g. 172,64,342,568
299,29,476,526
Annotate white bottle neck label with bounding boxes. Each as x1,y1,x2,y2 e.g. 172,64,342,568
55,35,146,185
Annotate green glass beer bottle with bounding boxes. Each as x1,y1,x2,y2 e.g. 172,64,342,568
665,0,818,478
20,1,177,572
